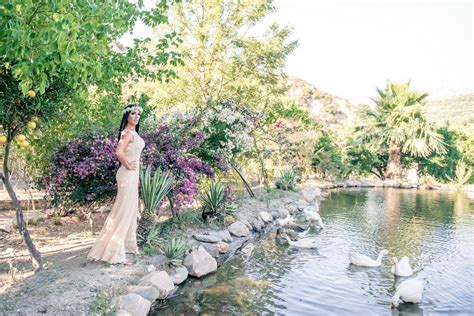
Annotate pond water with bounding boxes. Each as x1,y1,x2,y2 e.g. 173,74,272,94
154,188,474,315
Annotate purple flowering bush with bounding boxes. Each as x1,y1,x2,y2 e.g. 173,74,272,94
41,134,118,206
41,125,215,214
141,124,214,214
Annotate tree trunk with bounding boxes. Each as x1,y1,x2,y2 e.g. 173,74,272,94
231,163,255,198
1,139,43,269
252,136,270,189
385,138,402,179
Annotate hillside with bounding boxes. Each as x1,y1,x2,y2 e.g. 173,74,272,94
284,78,473,136
283,77,360,133
424,94,474,134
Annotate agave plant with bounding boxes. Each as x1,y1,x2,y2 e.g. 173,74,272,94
275,168,296,191
137,224,162,248
161,236,186,267
200,181,225,218
138,165,173,241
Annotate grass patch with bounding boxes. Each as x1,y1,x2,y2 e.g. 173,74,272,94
89,289,118,315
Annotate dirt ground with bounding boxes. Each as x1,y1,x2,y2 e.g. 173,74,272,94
0,208,151,315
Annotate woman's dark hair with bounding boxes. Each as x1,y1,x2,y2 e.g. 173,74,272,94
117,104,141,142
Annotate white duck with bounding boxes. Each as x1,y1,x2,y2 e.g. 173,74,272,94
297,227,311,238
303,206,324,228
390,256,413,277
282,227,311,241
349,249,389,267
391,277,425,309
283,233,318,249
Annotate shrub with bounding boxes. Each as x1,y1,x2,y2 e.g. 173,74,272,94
141,124,215,214
138,166,173,238
41,133,118,207
275,168,297,191
42,124,214,214
137,224,162,249
201,181,237,221
311,132,346,180
161,236,186,267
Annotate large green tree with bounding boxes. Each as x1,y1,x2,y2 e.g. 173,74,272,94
357,81,446,179
129,0,297,112
0,0,181,268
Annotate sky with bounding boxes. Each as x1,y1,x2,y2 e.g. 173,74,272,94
122,0,473,105
270,0,473,104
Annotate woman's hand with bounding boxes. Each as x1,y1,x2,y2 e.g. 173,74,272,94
126,160,137,170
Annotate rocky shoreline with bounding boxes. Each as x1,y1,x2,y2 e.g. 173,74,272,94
110,179,444,315
1,179,472,315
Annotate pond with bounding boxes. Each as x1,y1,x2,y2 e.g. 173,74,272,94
153,188,474,315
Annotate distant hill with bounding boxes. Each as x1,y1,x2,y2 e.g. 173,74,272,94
283,77,360,133
424,94,474,134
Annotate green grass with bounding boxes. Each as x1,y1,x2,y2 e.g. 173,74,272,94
89,289,118,315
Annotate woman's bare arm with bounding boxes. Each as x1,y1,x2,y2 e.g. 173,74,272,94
115,131,137,170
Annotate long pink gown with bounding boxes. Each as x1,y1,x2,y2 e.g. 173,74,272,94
87,130,145,264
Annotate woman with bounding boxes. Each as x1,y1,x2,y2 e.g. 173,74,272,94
87,104,145,264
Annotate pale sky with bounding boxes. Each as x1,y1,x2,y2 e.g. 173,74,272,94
122,0,473,105
271,0,473,104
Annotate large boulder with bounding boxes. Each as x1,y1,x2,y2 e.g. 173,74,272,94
228,221,250,237
183,246,218,278
169,265,189,285
126,286,160,302
138,271,175,299
193,230,233,243
113,293,151,316
247,216,265,232
259,211,273,223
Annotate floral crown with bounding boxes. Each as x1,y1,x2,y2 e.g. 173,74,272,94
123,106,143,114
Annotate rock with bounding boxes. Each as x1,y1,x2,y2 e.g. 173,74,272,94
216,241,230,253
359,180,374,187
271,210,280,220
296,202,309,211
149,255,167,268
183,246,218,278
301,189,316,203
228,221,250,237
113,293,151,316
259,211,273,223
240,243,255,256
282,197,294,204
275,208,289,219
193,233,221,243
145,265,155,273
247,216,264,231
138,271,175,299
169,265,188,285
126,286,160,302
215,230,233,242
116,310,133,316
200,242,219,258
286,203,299,215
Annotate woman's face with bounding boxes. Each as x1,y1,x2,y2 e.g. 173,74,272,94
127,110,141,126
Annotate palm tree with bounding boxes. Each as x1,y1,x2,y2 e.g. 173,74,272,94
358,81,447,179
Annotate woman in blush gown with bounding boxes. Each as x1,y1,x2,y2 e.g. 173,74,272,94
87,104,145,264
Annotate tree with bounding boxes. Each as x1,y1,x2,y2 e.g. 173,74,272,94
127,0,297,195
150,0,297,109
311,131,345,179
357,81,447,179
0,0,181,268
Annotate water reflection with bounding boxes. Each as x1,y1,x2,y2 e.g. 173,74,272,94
155,189,474,315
